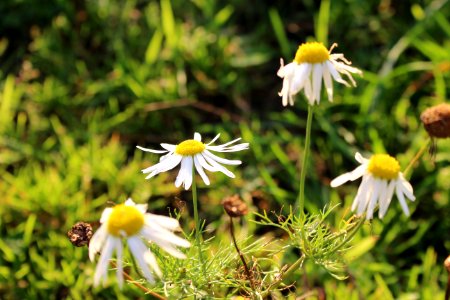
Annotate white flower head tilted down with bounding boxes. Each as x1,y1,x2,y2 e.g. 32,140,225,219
330,152,416,220
277,42,362,106
137,132,249,190
89,198,190,287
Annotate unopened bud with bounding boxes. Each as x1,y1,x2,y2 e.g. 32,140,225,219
67,222,93,247
420,103,450,138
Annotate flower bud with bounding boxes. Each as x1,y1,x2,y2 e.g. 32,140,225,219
420,103,450,138
67,222,93,247
222,195,248,217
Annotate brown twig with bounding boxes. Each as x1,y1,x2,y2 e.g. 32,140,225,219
229,216,256,292
143,98,243,122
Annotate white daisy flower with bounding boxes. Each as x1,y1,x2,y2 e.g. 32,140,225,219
330,152,416,219
277,42,362,106
137,132,249,190
89,198,190,287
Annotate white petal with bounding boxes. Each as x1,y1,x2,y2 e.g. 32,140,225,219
330,164,366,187
194,155,211,185
89,225,108,261
145,213,180,231
366,179,381,219
357,176,374,215
398,174,415,201
127,237,157,282
175,157,189,188
355,152,368,164
136,145,168,154
141,226,191,249
203,150,242,165
207,133,221,145
322,63,333,102
144,154,182,179
396,181,410,216
291,63,311,94
182,156,194,190
94,236,115,287
202,153,235,178
99,208,113,224
303,77,313,105
194,132,202,141
351,175,370,212
312,63,323,104
195,153,217,172
160,143,176,151
325,60,349,86
114,238,124,288
379,179,396,218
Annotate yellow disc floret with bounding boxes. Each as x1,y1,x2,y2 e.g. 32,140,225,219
367,154,400,180
107,204,144,237
175,139,205,156
294,42,330,64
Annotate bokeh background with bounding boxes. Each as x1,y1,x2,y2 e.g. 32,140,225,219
1,0,449,299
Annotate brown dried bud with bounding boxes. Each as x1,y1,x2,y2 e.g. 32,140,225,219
445,255,450,273
420,103,450,138
222,195,248,218
67,222,93,247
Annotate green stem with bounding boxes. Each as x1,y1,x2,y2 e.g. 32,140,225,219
192,168,207,279
403,138,430,178
298,105,314,218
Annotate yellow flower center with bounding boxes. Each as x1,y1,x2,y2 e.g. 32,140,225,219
107,204,144,237
367,154,400,180
294,42,330,64
175,139,205,156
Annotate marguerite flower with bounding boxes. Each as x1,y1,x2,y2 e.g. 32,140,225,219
277,42,362,106
330,152,416,219
89,198,190,287
137,132,249,190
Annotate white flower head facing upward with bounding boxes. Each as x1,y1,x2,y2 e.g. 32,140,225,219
330,152,416,220
137,132,249,190
89,199,190,288
277,42,362,106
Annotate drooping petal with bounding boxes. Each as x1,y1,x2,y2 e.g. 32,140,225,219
330,164,366,187
127,237,157,282
396,182,410,216
312,63,323,104
93,236,115,287
194,155,211,185
379,179,396,218
203,150,242,165
136,146,169,154
322,63,333,102
89,225,108,261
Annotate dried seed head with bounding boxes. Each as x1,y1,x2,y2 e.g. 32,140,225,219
420,103,450,138
67,222,93,247
445,255,450,273
222,195,248,218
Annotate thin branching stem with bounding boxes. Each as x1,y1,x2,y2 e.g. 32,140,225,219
261,254,306,298
229,216,256,292
298,105,315,218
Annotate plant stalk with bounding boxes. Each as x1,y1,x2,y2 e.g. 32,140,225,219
192,168,207,279
403,138,430,177
298,105,315,218
229,216,255,291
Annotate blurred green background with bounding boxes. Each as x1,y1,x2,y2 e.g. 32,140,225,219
0,0,449,299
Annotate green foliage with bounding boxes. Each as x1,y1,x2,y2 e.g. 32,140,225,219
1,0,449,299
